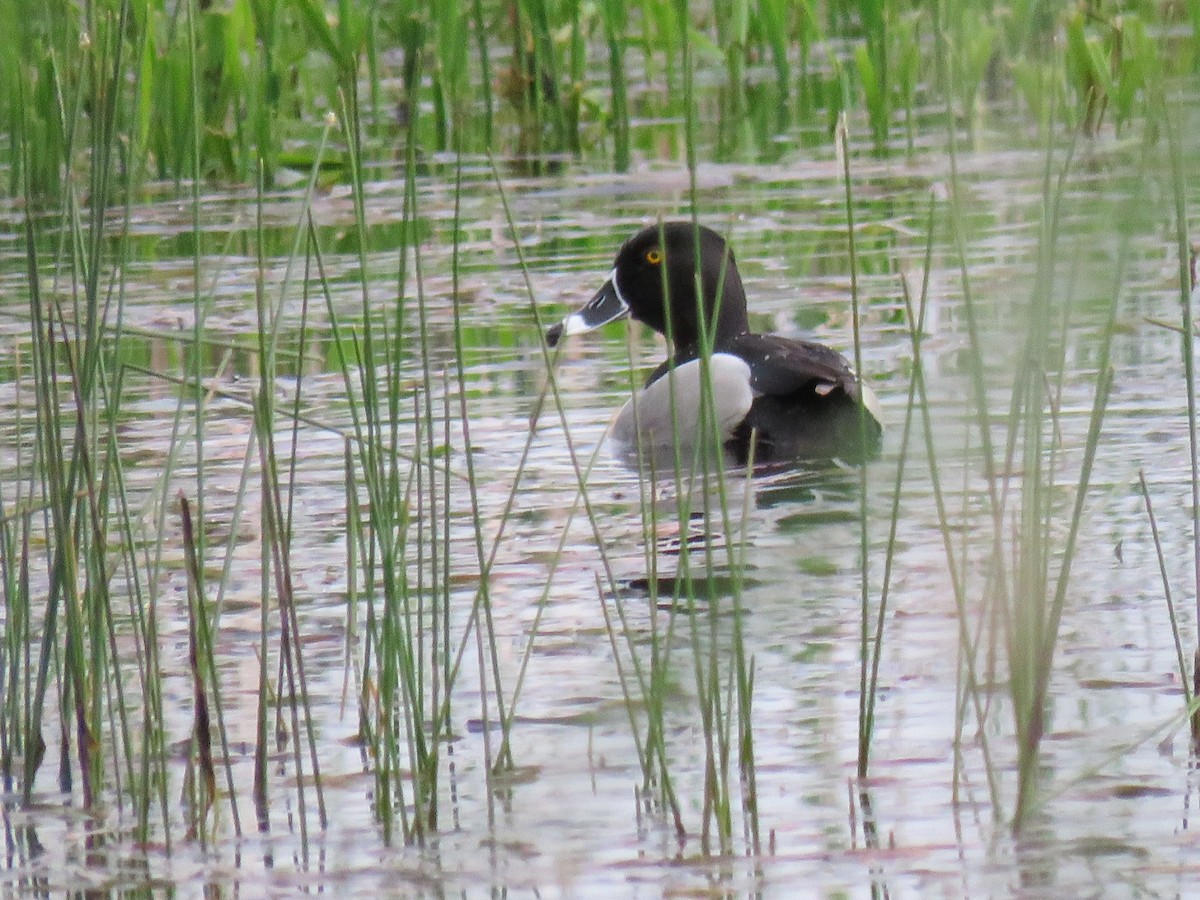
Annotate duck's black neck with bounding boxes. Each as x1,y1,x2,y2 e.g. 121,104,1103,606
663,228,750,349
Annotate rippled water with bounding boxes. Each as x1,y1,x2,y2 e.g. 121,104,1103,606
4,109,1200,895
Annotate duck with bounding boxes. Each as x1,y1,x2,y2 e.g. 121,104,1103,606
546,222,882,468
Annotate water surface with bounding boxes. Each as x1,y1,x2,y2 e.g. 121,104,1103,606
3,108,1200,896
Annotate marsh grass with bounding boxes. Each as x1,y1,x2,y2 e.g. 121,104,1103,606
1138,471,1192,708
5,0,1189,191
835,113,877,782
1159,102,1200,739
2,0,1198,889
856,193,936,782
924,25,1166,828
5,0,183,846
317,90,467,842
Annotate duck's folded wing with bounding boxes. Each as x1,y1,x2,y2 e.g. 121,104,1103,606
726,334,882,463
726,333,861,399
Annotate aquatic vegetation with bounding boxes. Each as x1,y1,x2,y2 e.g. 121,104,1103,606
2,0,1200,894
3,0,1191,191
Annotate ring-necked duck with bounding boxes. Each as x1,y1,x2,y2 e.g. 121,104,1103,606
546,222,883,467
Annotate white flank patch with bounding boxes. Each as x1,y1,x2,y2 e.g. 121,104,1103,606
612,353,753,455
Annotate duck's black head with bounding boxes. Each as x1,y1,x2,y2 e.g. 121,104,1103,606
547,222,750,351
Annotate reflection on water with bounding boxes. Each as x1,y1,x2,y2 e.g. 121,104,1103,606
3,121,1200,895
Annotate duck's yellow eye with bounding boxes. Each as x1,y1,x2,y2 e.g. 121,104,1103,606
645,248,663,265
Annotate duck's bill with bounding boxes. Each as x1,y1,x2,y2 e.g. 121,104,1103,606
546,270,629,347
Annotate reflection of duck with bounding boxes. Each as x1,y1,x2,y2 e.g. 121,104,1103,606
609,466,865,600
547,222,883,468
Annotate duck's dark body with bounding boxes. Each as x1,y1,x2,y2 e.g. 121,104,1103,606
548,222,882,467
653,333,880,465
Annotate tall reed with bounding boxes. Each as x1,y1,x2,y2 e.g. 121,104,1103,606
1162,100,1200,739
2,0,195,850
